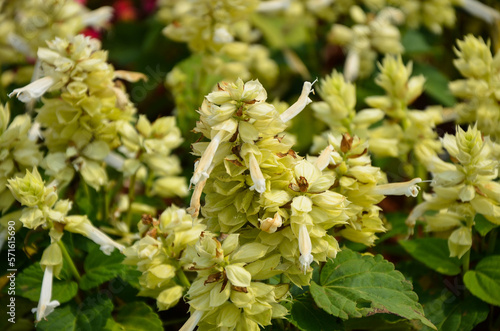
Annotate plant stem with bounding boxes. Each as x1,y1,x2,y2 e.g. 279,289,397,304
58,241,81,281
462,248,471,277
176,268,191,288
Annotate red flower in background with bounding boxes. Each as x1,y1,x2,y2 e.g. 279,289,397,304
114,0,137,21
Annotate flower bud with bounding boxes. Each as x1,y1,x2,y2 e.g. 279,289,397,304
157,286,184,311
448,226,472,258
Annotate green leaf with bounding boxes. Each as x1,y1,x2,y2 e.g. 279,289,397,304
413,62,456,107
344,313,417,330
475,214,498,236
399,238,461,276
310,249,435,329
37,294,113,331
103,318,125,331
16,263,78,304
464,255,500,306
290,294,343,331
79,246,126,290
112,302,163,331
402,30,432,54
251,14,310,50
421,292,489,331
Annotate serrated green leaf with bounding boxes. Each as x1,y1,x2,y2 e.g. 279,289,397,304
16,263,78,304
344,313,417,330
413,62,456,107
113,302,163,331
474,214,498,236
464,255,500,306
310,249,435,329
79,246,126,290
290,294,343,331
37,294,113,331
103,318,125,331
399,238,461,275
421,292,489,331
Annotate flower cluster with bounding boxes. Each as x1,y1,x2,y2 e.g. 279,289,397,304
0,0,112,65
123,206,205,311
181,232,288,331
118,115,188,198
450,34,500,141
407,125,500,258
364,55,443,172
179,78,426,329
158,0,278,85
7,168,124,321
10,35,141,190
310,70,384,153
328,6,405,81
0,103,42,212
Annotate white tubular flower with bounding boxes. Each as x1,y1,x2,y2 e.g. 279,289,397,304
7,33,33,57
64,216,125,255
298,224,313,274
259,212,283,233
28,122,43,142
32,266,60,323
460,0,500,24
104,151,126,171
372,178,424,197
314,145,335,171
190,130,224,187
280,79,317,123
8,77,55,103
81,6,114,28
257,0,291,12
187,165,214,219
248,153,266,194
180,310,204,331
84,224,125,255
344,49,360,82
405,201,430,237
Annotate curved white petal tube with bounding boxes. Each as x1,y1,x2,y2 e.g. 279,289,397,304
82,6,114,28
81,222,125,255
372,178,424,197
9,77,55,103
190,131,224,187
280,79,317,123
179,310,204,331
32,265,60,323
298,224,313,274
461,0,500,24
248,153,266,194
314,145,335,171
344,50,360,82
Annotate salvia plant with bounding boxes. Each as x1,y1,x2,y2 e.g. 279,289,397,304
1,1,500,331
